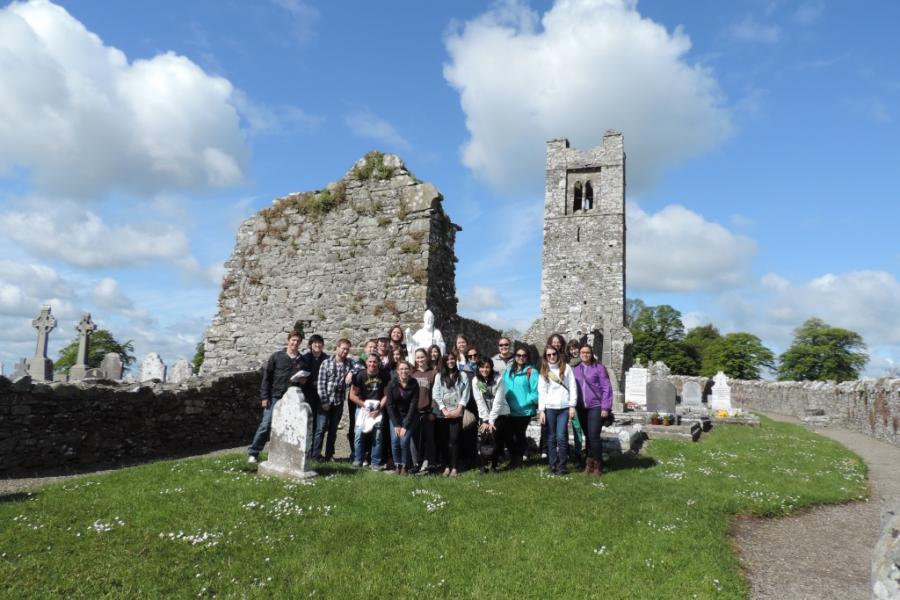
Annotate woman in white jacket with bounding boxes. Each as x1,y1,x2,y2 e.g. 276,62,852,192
538,345,577,475
472,358,509,472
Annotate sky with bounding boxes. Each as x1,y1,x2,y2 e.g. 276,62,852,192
0,0,898,378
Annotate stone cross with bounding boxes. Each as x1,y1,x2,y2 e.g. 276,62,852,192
258,387,316,480
27,305,57,381
69,313,97,381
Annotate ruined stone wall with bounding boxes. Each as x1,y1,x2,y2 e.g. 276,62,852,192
0,373,262,475
526,131,631,382
201,154,470,374
668,375,900,447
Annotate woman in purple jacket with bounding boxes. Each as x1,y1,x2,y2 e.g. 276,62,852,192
572,344,612,477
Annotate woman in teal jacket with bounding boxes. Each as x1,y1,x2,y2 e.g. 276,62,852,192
502,349,539,469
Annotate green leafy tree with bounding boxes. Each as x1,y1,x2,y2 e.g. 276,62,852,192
684,324,722,375
624,298,647,328
777,318,868,382
55,329,135,374
192,342,205,374
705,333,775,379
630,304,700,375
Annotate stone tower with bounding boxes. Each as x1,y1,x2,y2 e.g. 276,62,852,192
526,131,631,383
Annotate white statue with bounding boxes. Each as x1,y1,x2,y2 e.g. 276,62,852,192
405,309,446,356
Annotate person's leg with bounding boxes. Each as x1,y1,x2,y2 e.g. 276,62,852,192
352,407,364,466
400,419,417,468
371,419,384,467
545,409,559,471
434,418,448,468
311,409,328,460
389,423,402,466
587,408,604,471
380,417,393,469
346,396,356,458
492,416,506,470
448,418,461,473
576,406,590,459
248,406,274,458
325,403,343,460
555,409,570,472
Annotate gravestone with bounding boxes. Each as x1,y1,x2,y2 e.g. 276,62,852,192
53,370,68,383
169,359,193,384
140,353,167,382
99,353,124,380
648,360,671,382
682,381,703,408
710,371,732,413
27,305,57,381
624,364,648,407
12,359,28,381
646,380,677,414
258,387,316,480
68,313,97,381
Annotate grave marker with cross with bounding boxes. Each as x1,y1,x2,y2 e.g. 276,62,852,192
27,305,57,381
69,313,97,380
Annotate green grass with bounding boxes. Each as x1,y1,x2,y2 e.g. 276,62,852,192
0,417,867,599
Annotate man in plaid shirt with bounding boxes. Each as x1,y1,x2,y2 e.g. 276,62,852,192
313,338,360,461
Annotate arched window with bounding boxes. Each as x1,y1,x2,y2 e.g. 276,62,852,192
584,182,594,210
573,181,583,212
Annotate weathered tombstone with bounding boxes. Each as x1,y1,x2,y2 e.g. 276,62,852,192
169,359,193,384
53,370,68,383
27,305,57,381
648,360,671,382
710,371,732,413
646,380,677,415
139,352,167,382
12,359,28,381
624,364,648,408
682,381,703,408
99,353,124,380
258,387,316,480
68,313,97,381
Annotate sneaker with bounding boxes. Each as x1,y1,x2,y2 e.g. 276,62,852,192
449,469,459,478
559,468,570,476
443,467,451,477
370,464,382,472
352,461,362,468
541,452,548,459
419,459,429,472
247,455,257,464
362,461,370,467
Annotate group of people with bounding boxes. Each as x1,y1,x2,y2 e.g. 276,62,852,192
248,324,614,478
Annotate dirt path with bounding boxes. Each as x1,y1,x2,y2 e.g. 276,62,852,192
732,412,900,599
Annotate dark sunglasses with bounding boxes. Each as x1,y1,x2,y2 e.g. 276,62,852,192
515,353,528,358
545,351,558,357
467,353,478,358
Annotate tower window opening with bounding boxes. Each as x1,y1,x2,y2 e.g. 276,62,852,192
584,181,594,210
573,181,582,212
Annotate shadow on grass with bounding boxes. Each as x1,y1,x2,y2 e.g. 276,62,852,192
0,491,37,504
603,455,658,472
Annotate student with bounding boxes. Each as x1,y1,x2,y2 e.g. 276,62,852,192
313,338,353,461
248,329,307,463
454,334,474,376
349,354,388,469
538,345,577,475
388,325,407,355
491,337,515,375
566,339,582,367
301,334,328,455
472,358,509,473
572,344,613,477
376,336,392,368
410,348,437,473
501,349,539,469
565,338,586,465
428,345,442,368
386,361,419,475
433,353,470,477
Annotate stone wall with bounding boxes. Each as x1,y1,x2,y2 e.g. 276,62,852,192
668,375,900,447
202,153,476,374
0,373,262,475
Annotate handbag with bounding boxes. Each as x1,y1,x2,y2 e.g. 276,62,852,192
479,430,496,457
462,407,478,431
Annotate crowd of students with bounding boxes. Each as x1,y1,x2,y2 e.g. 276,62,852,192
249,326,614,478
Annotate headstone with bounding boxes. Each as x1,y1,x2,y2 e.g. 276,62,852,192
646,380,677,415
68,313,97,381
53,370,68,383
169,359,193,384
648,360,671,382
27,305,57,381
12,359,28,381
624,365,648,407
682,381,703,408
258,387,316,480
139,353,167,382
99,353,124,380
710,371,732,413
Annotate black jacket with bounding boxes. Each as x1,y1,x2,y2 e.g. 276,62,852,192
260,349,308,403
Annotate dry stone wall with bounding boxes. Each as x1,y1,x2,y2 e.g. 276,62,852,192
201,153,498,374
0,373,262,475
668,375,900,447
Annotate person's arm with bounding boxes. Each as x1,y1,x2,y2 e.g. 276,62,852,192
317,360,331,405
433,377,446,412
472,380,490,421
599,365,613,412
348,375,365,408
385,380,402,426
565,368,578,408
489,379,507,424
402,380,418,430
456,372,470,412
537,372,548,413
260,353,276,408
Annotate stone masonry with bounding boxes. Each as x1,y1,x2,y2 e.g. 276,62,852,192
202,152,500,374
526,131,632,381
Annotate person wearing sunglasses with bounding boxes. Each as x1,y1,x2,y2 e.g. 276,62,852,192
538,345,577,475
501,349,539,469
491,337,515,375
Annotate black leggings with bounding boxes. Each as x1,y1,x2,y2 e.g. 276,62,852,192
435,417,462,470
577,406,605,464
505,416,531,459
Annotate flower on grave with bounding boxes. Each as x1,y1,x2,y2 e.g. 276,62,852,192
716,409,729,418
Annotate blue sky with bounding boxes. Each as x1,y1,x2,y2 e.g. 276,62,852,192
1,0,898,377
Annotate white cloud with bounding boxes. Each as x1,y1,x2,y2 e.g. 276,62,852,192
443,0,731,192
0,0,248,197
460,286,504,311
0,260,74,317
270,0,319,42
91,277,149,320
729,16,782,44
344,110,411,151
627,202,757,292
794,1,824,25
232,90,323,136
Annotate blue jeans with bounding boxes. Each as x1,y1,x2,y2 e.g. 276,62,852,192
353,407,384,466
388,417,418,467
248,403,275,457
312,402,344,460
544,407,570,470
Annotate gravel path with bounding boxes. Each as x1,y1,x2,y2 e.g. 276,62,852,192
732,412,900,599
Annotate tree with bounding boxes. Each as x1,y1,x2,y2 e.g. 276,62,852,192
624,298,646,328
684,324,722,375
705,333,775,379
630,304,700,375
777,318,868,382
55,329,135,373
192,342,205,374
